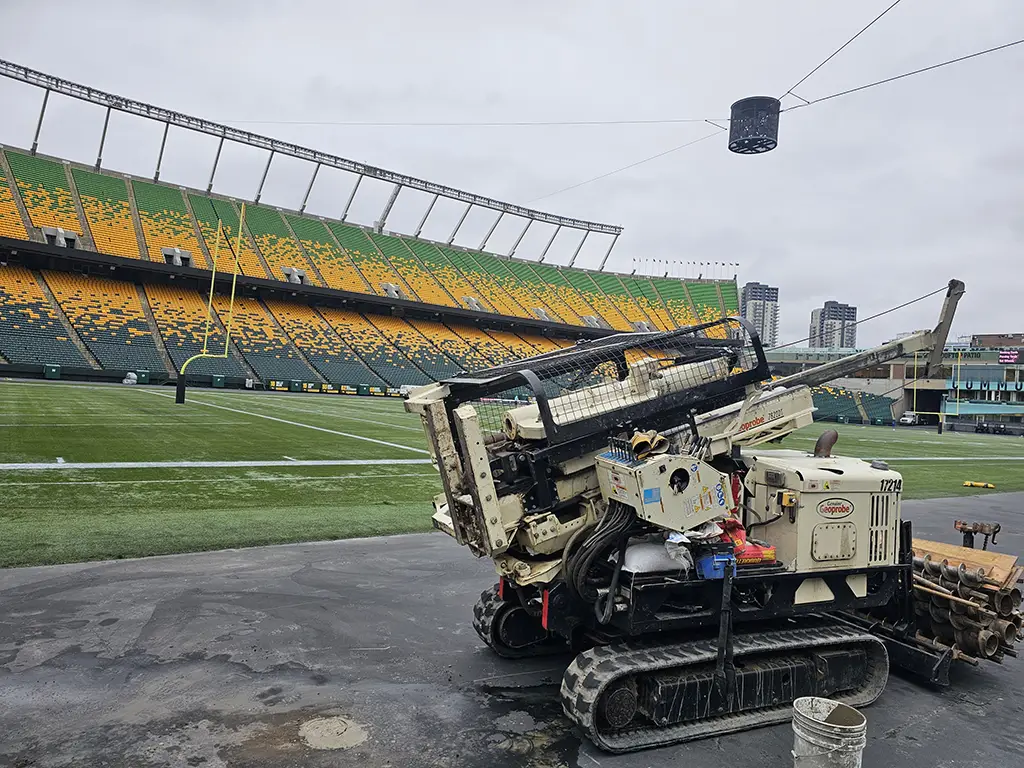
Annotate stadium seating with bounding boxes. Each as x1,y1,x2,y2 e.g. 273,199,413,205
245,205,320,286
368,232,455,308
398,239,490,311
589,272,652,327
810,385,859,422
440,246,530,318
558,269,632,331
327,222,412,299
456,250,536,319
651,278,699,327
144,283,249,377
0,167,28,240
70,169,140,259
43,271,165,372
284,215,371,295
503,260,575,325
367,314,462,380
4,151,81,234
860,391,896,422
265,300,383,385
532,263,600,326
720,281,740,315
132,180,209,268
486,329,540,359
622,276,674,330
0,265,88,367
406,318,490,372
188,195,268,279
687,282,724,324
210,295,320,382
447,324,516,365
319,307,431,386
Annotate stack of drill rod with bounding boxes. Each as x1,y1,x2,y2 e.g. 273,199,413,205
913,554,1023,663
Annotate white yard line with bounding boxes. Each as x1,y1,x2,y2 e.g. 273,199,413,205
877,456,1024,462
140,390,428,454
0,472,438,487
0,421,246,428
200,395,423,432
0,458,432,471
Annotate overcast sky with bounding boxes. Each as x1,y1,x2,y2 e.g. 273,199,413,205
1,0,1021,346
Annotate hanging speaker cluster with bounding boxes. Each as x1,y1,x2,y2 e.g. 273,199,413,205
728,96,782,154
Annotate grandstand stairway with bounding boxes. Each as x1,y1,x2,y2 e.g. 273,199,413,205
852,392,871,422
123,178,152,260
211,294,320,383
179,191,215,269
318,307,431,387
328,222,420,301
366,314,461,381
33,270,100,369
228,199,277,280
44,271,167,373
265,301,384,386
0,265,90,368
287,215,374,295
62,164,97,252
258,298,325,378
136,283,177,374
4,150,84,241
278,213,328,288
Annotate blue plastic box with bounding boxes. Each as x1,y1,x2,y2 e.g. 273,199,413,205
695,552,737,580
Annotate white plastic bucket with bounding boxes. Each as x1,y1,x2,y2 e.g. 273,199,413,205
792,697,867,768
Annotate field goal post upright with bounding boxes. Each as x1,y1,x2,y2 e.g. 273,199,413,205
175,204,245,404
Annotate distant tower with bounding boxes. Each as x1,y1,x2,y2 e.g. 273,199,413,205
809,301,858,348
740,281,779,348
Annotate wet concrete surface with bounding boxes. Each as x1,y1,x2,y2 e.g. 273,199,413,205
2,493,1023,767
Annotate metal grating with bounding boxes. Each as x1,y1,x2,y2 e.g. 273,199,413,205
868,493,892,565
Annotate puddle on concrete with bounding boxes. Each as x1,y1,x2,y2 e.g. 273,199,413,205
298,715,369,750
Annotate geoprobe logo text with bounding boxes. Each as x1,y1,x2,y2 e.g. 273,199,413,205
817,498,854,519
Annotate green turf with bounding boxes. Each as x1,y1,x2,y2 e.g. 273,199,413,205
2,381,1023,567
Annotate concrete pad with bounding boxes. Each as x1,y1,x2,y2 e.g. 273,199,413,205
2,495,1023,767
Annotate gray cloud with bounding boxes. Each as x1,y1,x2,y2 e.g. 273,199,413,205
1,0,1022,345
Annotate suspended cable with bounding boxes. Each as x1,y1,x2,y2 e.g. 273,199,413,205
223,116,731,128
526,127,725,204
769,284,951,351
783,37,1024,113
782,0,906,100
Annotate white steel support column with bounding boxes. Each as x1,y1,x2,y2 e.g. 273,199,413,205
153,122,170,181
479,211,504,251
376,183,401,232
597,232,620,271
509,219,532,256
254,150,274,204
206,132,226,193
298,162,320,213
447,203,472,245
340,174,362,222
30,88,50,155
567,230,589,268
414,193,439,237
94,106,111,170
538,225,561,263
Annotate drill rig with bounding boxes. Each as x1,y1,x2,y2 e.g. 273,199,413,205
406,279,984,752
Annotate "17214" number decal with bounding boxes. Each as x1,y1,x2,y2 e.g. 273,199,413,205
879,478,902,493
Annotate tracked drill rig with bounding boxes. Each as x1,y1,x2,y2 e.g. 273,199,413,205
405,279,1001,752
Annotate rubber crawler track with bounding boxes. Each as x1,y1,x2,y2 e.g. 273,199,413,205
472,586,568,659
560,622,889,753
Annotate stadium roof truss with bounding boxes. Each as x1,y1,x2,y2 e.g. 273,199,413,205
0,59,623,268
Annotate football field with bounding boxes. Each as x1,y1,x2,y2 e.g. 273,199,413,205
2,380,1023,567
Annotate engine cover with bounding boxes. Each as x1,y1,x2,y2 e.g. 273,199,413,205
595,451,733,534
